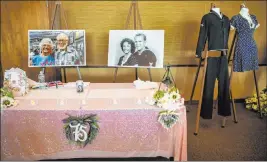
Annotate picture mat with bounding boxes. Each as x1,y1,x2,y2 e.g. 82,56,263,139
28,30,86,67
108,30,164,68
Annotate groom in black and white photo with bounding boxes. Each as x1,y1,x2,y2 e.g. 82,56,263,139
133,33,157,67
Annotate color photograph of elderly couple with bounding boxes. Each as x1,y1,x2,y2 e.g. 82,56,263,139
108,30,164,68
28,30,86,67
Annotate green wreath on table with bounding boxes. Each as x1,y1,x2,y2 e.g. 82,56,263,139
62,113,99,147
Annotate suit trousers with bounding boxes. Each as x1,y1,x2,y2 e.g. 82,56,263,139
200,55,231,119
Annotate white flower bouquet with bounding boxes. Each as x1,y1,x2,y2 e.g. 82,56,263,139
148,86,184,110
1,86,19,110
146,86,185,129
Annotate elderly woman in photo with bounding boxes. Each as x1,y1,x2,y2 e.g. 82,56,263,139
31,38,55,66
117,38,138,66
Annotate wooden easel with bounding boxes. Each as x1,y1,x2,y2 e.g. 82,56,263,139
113,0,152,83
41,1,68,82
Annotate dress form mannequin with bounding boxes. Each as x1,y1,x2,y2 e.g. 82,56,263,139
230,3,260,72
211,8,222,19
231,4,260,30
210,3,222,18
195,2,232,121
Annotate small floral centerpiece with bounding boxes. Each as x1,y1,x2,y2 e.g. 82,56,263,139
245,87,267,116
1,82,19,110
146,86,184,129
4,68,29,97
150,86,183,109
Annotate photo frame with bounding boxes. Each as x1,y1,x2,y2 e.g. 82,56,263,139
108,30,165,68
28,30,86,67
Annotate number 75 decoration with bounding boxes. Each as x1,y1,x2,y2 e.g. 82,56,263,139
62,113,99,147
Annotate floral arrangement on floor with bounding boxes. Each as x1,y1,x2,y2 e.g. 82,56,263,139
1,80,19,109
62,113,99,147
245,87,267,116
146,86,184,129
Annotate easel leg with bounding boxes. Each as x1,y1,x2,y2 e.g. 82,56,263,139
213,98,218,109
230,90,238,123
190,58,202,105
168,66,176,88
194,52,208,135
229,66,238,124
63,68,67,83
222,62,238,128
147,68,152,81
113,68,119,83
253,70,263,119
221,32,238,127
222,117,226,128
135,68,138,80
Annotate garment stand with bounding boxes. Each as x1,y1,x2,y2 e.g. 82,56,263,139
46,1,68,83
189,35,236,109
227,31,263,119
190,32,239,126
190,3,232,110
194,50,238,135
113,0,152,83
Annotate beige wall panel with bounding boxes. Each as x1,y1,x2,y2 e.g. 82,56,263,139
1,1,266,101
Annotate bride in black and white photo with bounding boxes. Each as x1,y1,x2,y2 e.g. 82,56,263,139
117,38,138,66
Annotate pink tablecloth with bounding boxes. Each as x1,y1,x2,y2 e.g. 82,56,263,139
1,83,187,161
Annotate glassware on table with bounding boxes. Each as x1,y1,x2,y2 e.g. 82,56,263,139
76,80,84,93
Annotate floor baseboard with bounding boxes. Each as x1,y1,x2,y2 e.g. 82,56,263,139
185,99,245,105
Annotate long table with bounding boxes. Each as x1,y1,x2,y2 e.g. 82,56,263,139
1,83,187,161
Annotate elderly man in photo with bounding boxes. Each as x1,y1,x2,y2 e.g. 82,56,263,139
31,38,55,66
133,33,157,67
55,33,81,66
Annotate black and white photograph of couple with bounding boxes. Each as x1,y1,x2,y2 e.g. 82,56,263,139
108,30,164,68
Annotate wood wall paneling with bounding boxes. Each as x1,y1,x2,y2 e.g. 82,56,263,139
1,1,266,100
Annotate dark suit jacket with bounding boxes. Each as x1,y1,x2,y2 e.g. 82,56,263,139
133,48,157,67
